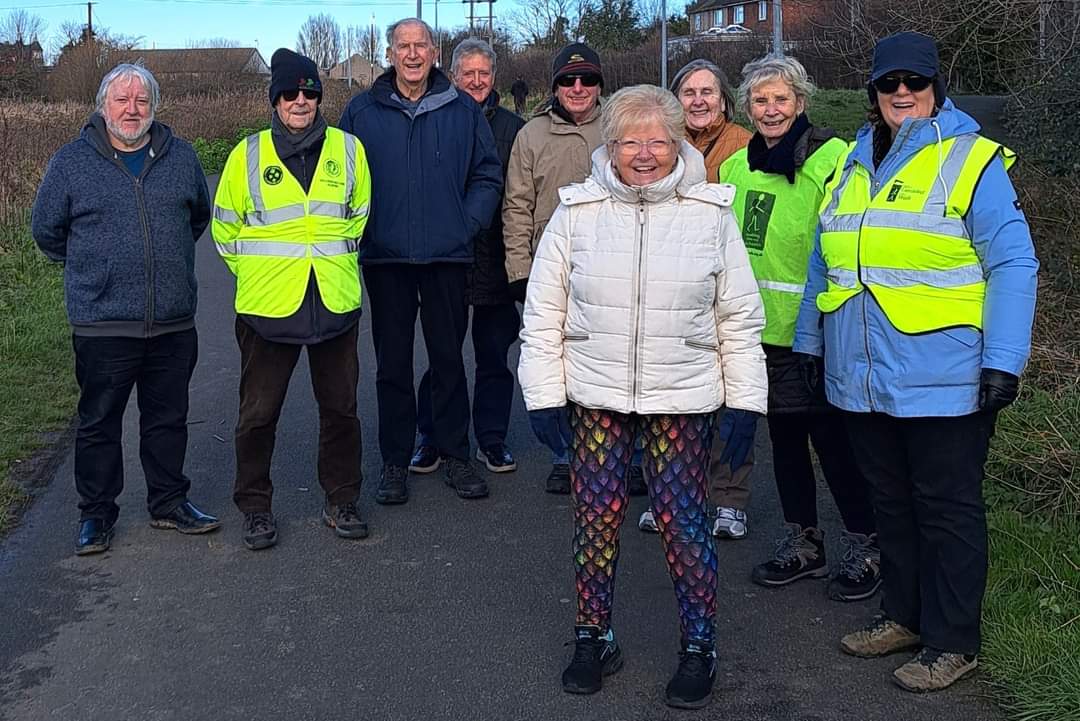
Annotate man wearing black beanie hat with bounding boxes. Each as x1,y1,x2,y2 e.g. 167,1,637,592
213,48,373,550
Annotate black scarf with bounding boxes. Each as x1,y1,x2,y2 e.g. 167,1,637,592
270,110,327,162
747,113,810,184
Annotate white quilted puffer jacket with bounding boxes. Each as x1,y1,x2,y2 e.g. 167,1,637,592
518,142,768,415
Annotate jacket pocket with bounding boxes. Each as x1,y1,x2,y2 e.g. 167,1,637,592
940,327,982,348
563,333,590,342
684,338,719,352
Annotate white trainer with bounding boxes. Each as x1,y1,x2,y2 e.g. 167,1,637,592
713,506,748,539
638,509,659,533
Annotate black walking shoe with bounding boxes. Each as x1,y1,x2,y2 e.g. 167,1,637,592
561,625,624,694
375,464,409,505
409,445,441,474
628,464,647,496
828,531,882,601
149,501,221,534
476,444,517,473
751,523,828,587
242,512,277,551
443,457,489,499
665,641,717,709
322,501,369,539
545,463,571,494
75,518,114,556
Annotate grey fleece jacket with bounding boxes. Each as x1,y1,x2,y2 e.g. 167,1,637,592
31,115,211,337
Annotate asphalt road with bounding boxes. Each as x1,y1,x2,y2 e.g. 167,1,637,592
0,176,1005,721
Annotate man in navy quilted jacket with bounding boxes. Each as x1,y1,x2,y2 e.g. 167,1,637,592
339,17,502,505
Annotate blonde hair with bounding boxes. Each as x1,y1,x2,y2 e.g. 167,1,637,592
737,55,815,120
601,84,686,145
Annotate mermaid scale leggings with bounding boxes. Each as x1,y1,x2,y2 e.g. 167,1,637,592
569,404,717,645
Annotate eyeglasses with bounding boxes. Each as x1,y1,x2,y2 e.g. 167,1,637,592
872,74,933,94
614,139,673,156
281,88,320,102
555,74,601,88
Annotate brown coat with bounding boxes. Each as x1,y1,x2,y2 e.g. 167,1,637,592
502,104,604,284
687,119,752,183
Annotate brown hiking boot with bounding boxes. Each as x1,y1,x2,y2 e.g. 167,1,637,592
840,615,920,658
893,647,978,692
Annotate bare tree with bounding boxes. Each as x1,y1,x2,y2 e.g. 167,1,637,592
506,0,580,48
297,13,343,70
186,37,242,49
0,9,46,45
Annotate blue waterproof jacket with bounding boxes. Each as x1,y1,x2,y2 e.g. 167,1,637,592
792,99,1038,417
338,68,502,264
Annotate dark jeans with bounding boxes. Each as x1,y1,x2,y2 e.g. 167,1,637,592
767,411,875,535
363,263,471,466
233,319,361,513
844,411,995,655
73,329,198,524
417,301,520,450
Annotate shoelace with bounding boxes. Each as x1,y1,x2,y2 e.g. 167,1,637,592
677,649,715,679
838,534,875,580
772,528,807,564
862,615,892,636
913,647,947,669
338,502,360,522
567,637,604,665
247,513,273,534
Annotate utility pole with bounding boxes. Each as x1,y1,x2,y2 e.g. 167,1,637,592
487,0,494,44
772,0,783,56
417,0,423,20
86,1,94,42
660,0,667,88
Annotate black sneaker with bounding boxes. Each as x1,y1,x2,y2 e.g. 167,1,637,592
665,641,717,709
242,512,277,551
375,464,409,505
443,457,489,499
751,523,828,587
322,501,369,539
828,531,882,601
409,445,441,474
545,463,571,494
476,444,517,473
561,625,624,694
628,464,647,496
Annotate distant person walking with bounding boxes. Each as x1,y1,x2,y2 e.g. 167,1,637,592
213,49,372,550
32,63,219,556
510,76,529,115
794,31,1038,692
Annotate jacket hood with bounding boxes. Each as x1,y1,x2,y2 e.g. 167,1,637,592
371,67,458,115
82,113,173,162
848,97,979,171
584,140,707,204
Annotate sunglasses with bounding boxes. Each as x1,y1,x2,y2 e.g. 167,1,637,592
556,74,601,88
281,88,320,102
872,74,933,94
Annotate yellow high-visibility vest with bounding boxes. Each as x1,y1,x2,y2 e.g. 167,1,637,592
815,133,1013,333
212,127,371,317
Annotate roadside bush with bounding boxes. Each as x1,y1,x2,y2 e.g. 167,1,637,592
1005,52,1080,176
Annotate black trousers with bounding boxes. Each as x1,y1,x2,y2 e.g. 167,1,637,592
363,263,471,466
417,301,520,449
73,329,198,524
844,411,996,654
767,411,875,535
233,319,361,513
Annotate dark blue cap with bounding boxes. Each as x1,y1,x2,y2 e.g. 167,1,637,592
870,32,940,81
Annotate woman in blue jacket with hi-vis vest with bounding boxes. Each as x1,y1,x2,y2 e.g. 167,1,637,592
793,32,1038,693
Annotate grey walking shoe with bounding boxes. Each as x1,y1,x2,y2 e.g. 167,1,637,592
840,614,921,658
322,501,369,539
893,647,978,692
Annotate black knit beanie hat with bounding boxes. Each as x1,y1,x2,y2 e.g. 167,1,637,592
269,48,322,106
551,43,603,92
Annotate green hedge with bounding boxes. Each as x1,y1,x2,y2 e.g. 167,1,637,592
193,124,269,175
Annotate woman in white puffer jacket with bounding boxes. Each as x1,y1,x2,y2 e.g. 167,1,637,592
518,84,767,710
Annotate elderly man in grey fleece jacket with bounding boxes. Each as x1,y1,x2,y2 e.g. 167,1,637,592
31,63,220,556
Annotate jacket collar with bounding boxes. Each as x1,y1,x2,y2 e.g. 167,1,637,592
686,116,732,153
372,67,459,116
545,99,601,134
847,97,980,174
82,113,172,165
584,140,706,204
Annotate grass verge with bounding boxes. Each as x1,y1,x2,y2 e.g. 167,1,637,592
0,217,78,533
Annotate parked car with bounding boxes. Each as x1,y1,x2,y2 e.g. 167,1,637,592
701,24,751,36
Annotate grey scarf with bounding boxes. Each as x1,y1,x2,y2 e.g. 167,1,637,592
270,110,327,161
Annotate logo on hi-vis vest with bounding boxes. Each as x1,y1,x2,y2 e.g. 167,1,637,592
263,166,283,185
883,180,926,202
886,181,903,202
741,190,775,252
324,159,341,177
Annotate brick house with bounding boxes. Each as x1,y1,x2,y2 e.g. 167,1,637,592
113,47,269,89
0,40,44,76
686,0,825,38
328,54,383,87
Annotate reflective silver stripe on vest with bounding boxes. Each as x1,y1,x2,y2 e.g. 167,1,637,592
925,133,980,209
826,268,859,288
311,239,359,256
861,208,968,238
236,240,309,258
248,204,307,226
862,264,984,289
216,241,238,255
350,203,369,219
213,206,240,223
245,134,264,211
819,162,857,224
820,213,863,234
758,279,806,295
343,133,357,205
309,200,351,219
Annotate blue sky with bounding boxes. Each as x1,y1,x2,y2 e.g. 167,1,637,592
11,0,486,60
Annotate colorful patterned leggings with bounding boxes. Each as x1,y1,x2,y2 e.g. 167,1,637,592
569,404,717,645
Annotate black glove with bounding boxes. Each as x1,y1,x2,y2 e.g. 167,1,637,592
979,368,1019,412
529,407,571,453
509,278,528,304
797,352,824,395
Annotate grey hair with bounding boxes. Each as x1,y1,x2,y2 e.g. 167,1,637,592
451,38,496,75
670,59,736,123
737,54,815,119
386,18,436,48
95,63,160,115
601,84,686,145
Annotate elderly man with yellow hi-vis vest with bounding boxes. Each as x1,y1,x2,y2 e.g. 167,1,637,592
793,32,1037,693
213,49,372,552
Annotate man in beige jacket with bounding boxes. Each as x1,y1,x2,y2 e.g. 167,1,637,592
502,42,606,494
